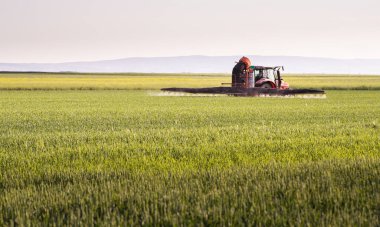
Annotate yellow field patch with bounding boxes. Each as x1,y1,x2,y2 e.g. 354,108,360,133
0,73,379,90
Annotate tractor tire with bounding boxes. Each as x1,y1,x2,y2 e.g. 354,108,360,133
260,83,273,89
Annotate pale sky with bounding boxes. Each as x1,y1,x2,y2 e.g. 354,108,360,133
1,0,379,63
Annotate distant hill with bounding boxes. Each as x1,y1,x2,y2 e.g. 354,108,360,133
1,55,380,74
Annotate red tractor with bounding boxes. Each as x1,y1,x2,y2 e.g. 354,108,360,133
231,56,289,89
162,56,324,96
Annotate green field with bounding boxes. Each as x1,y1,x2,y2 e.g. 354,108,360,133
0,74,379,225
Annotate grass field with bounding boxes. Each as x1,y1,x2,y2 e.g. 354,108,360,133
0,73,379,225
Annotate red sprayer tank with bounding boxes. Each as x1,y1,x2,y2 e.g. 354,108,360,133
239,56,251,69
232,56,253,88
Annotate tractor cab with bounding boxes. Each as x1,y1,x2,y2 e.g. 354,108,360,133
250,66,289,89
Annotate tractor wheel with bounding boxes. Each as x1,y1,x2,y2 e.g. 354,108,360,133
260,83,273,89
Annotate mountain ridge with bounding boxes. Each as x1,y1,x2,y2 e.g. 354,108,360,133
1,55,380,74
